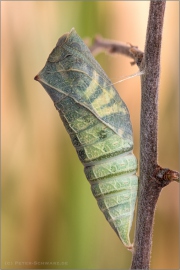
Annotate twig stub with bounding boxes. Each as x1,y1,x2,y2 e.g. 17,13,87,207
90,36,144,67
153,165,179,186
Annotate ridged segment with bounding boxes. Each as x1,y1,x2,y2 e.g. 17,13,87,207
35,28,138,249
84,154,137,180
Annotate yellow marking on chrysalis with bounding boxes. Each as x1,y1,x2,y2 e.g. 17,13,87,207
84,72,127,118
84,71,99,99
84,70,118,102
91,95,127,118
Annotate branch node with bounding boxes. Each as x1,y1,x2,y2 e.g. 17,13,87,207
129,45,144,67
153,165,179,187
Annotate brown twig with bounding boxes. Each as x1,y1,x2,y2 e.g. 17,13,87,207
90,36,143,67
131,1,167,269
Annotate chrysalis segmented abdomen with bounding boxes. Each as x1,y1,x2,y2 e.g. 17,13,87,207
55,94,137,248
35,28,138,249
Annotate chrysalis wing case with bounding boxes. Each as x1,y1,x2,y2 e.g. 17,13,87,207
35,28,138,249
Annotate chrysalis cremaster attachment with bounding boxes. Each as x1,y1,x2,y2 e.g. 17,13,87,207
34,28,138,249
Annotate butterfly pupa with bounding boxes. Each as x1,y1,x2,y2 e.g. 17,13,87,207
34,28,138,249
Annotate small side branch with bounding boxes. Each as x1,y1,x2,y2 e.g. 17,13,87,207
90,36,143,67
153,165,179,185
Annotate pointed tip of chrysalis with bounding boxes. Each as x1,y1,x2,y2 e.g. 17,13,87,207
126,243,134,252
34,74,39,81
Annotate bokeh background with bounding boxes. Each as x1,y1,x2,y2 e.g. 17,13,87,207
1,1,179,269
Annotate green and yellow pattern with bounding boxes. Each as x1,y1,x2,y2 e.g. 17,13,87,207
35,28,138,249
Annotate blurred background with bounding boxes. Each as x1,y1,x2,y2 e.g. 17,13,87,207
1,1,179,269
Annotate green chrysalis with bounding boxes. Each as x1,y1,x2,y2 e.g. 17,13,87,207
35,28,138,249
